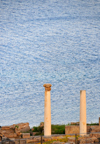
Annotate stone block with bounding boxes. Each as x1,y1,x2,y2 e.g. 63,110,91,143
20,126,30,133
13,123,30,133
9,139,15,141
80,137,97,144
1,138,15,144
26,139,35,143
33,136,41,141
65,126,79,134
20,140,26,144
0,123,30,138
87,125,100,133
65,125,100,135
2,133,17,138
89,133,100,138
29,136,34,139
52,142,65,144
43,136,52,142
1,129,15,134
68,137,75,143
15,140,20,144
21,133,30,139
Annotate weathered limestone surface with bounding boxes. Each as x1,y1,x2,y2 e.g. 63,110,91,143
0,123,30,138
21,133,30,139
78,134,100,144
1,126,15,134
87,125,100,133
0,126,17,138
65,126,79,134
14,140,26,144
26,136,41,143
89,133,100,138
52,142,65,144
14,140,20,144
79,137,98,144
0,138,15,144
3,133,17,138
65,125,100,134
67,137,75,143
19,139,26,144
12,122,30,132
77,133,100,144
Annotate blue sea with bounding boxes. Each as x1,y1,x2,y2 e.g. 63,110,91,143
0,0,100,127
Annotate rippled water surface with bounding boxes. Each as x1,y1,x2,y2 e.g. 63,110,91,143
0,0,100,127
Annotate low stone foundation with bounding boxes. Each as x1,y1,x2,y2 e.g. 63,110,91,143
78,133,100,144
1,133,100,144
14,135,71,144
65,125,100,135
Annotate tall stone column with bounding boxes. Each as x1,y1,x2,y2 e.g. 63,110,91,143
99,117,100,126
43,84,52,136
80,90,87,136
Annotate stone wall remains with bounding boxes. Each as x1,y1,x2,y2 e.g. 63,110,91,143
65,125,100,135
0,123,30,138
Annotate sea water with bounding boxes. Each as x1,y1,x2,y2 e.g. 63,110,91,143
0,0,100,127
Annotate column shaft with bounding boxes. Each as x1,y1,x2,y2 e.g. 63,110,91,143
80,90,87,136
43,84,52,136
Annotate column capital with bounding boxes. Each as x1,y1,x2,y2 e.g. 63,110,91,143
43,84,52,91
80,90,86,94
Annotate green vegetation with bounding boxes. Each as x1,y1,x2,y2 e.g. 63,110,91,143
32,126,44,135
66,123,71,125
51,124,65,134
32,124,65,135
35,135,69,144
15,125,19,129
87,122,99,126
32,126,43,133
66,122,99,126
75,135,79,140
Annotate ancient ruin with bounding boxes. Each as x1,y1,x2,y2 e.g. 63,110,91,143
0,89,100,143
0,123,30,139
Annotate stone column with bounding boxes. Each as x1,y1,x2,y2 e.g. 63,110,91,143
43,84,52,136
99,117,100,126
80,90,87,136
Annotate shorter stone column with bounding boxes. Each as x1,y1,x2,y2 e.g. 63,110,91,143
80,90,87,136
99,117,100,126
43,84,52,136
